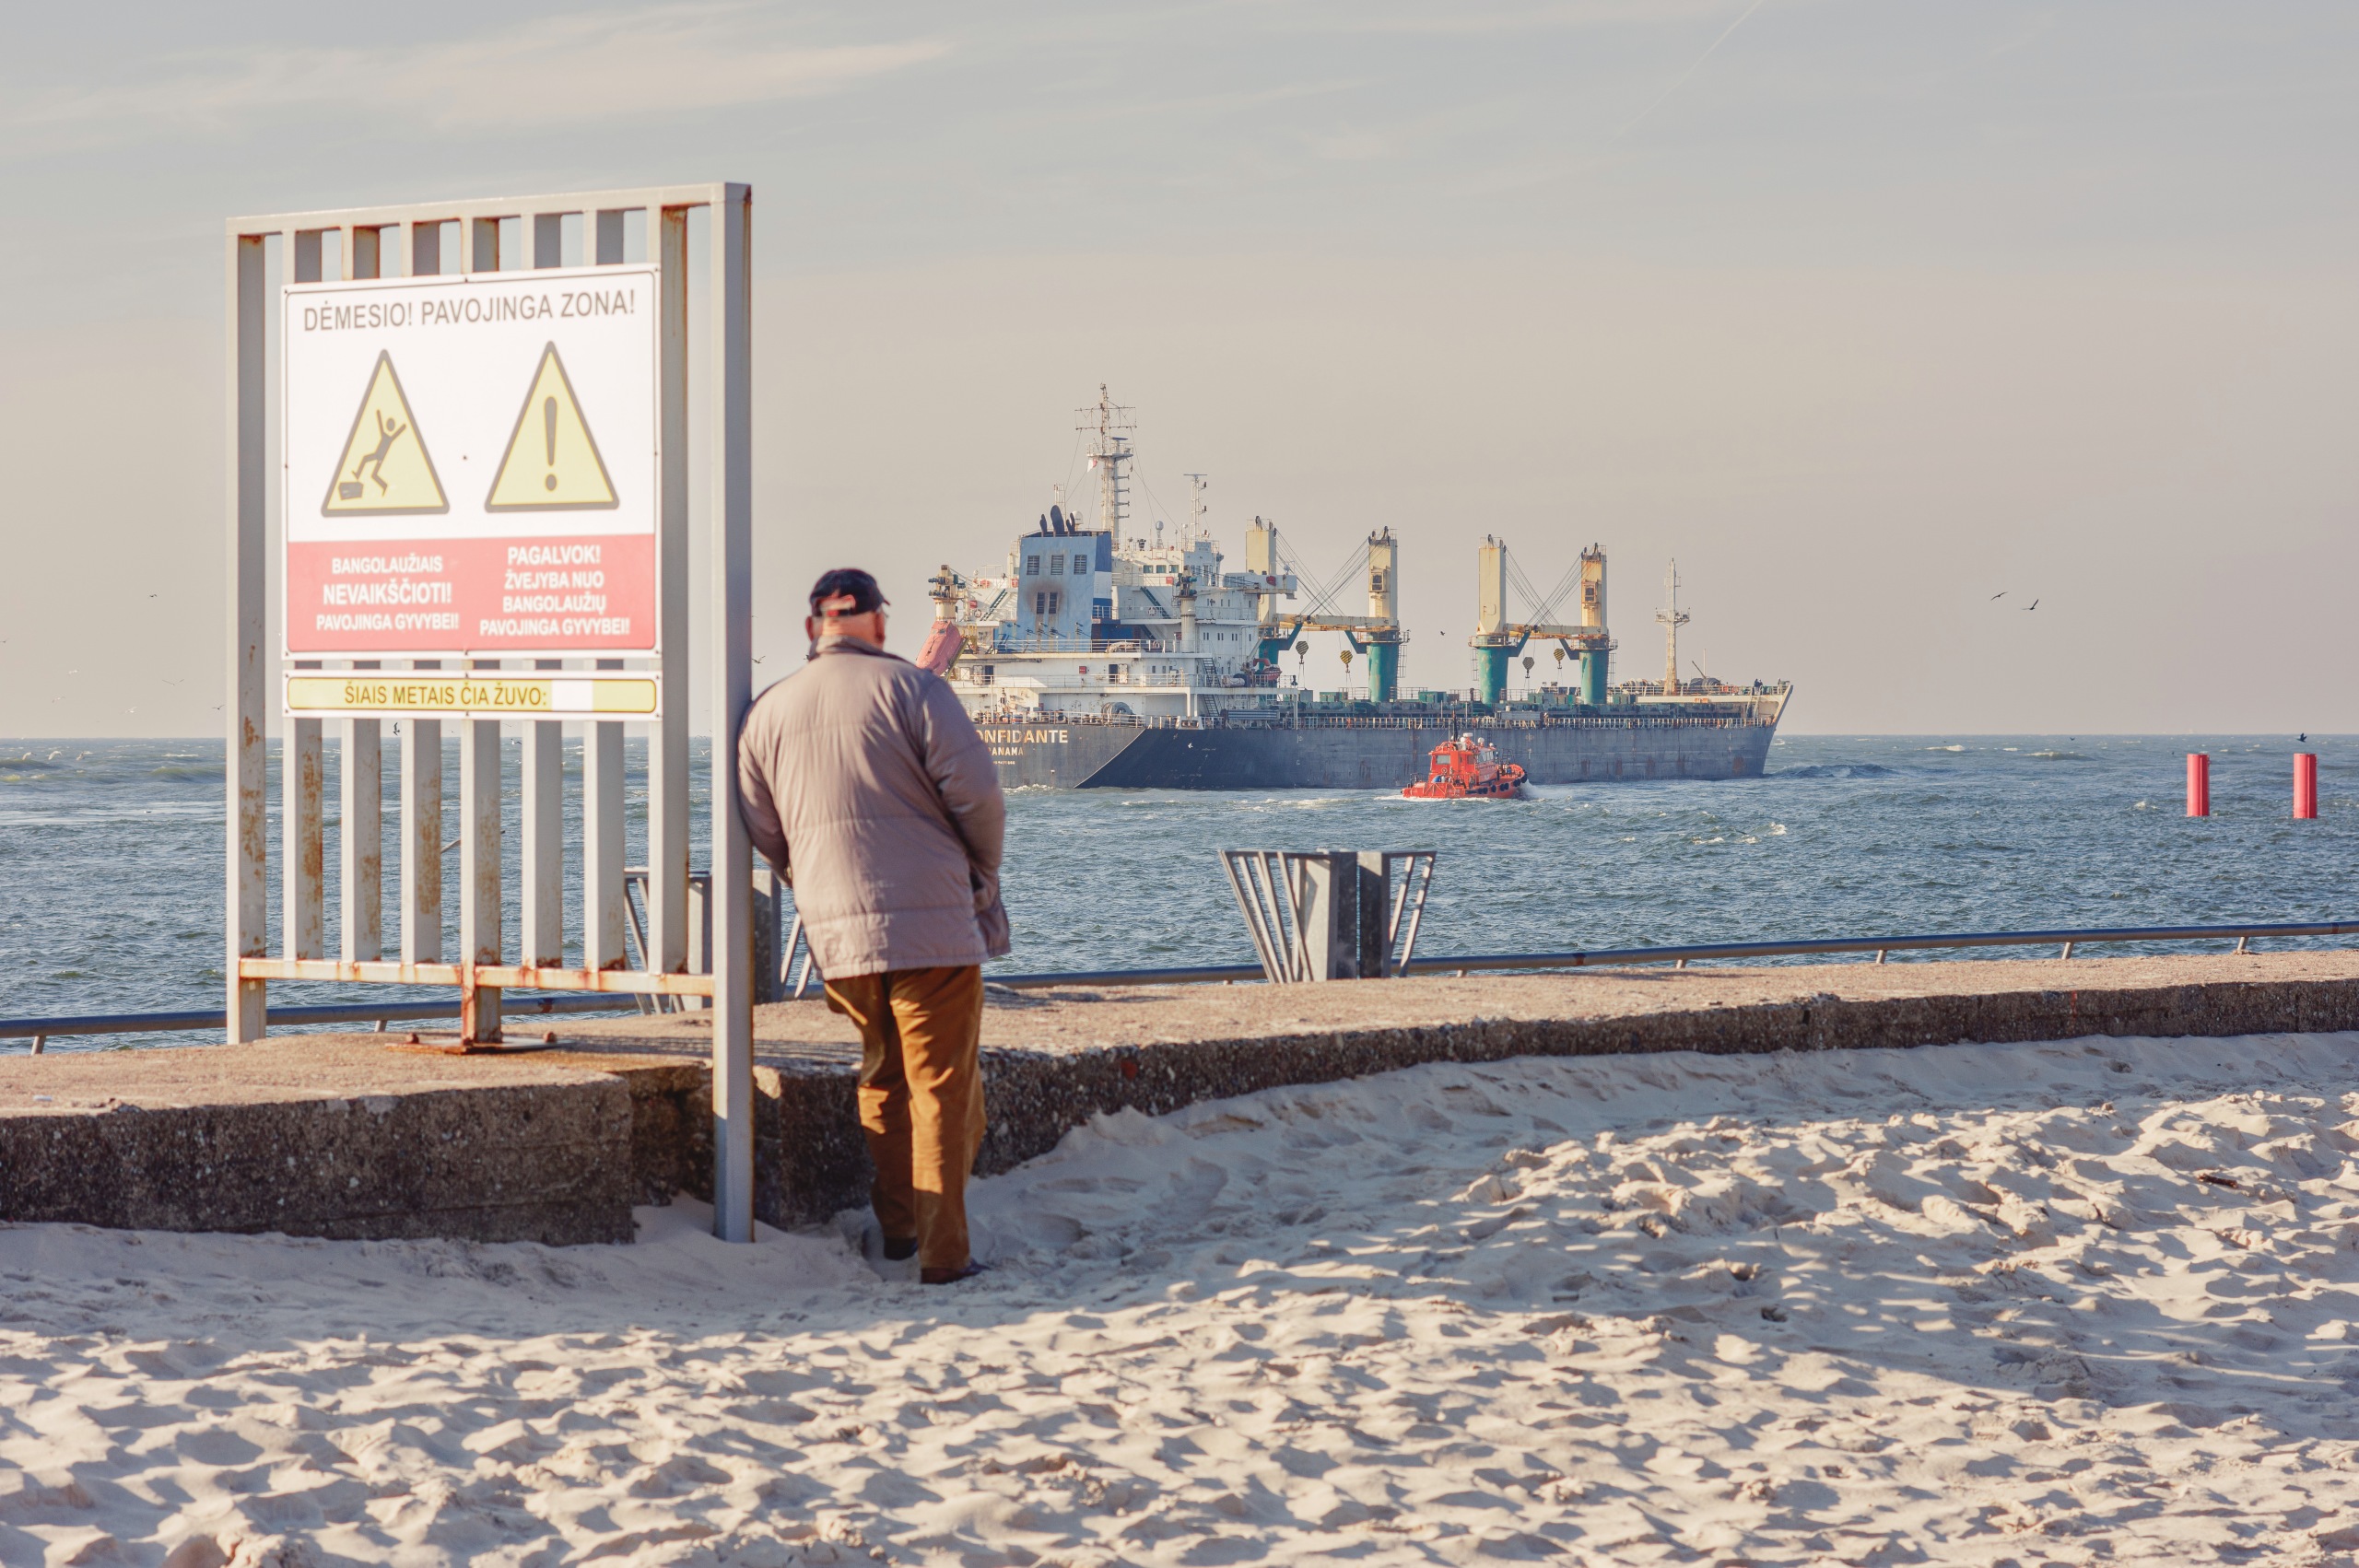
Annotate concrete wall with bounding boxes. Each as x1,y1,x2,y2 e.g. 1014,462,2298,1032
0,1081,637,1244
8,962,2357,1243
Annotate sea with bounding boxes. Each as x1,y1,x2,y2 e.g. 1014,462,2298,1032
3,734,2350,1051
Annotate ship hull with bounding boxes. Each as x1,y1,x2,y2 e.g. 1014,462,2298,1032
977,718,1778,790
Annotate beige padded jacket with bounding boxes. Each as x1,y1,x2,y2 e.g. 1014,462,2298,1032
736,637,1010,979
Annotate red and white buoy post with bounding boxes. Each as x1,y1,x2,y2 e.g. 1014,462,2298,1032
2294,753,2318,820
2187,753,2211,818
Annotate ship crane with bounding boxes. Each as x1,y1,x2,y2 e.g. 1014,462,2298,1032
1245,520,1407,701
917,565,971,674
1469,538,1613,708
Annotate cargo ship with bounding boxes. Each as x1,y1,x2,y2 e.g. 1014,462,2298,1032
921,388,1790,790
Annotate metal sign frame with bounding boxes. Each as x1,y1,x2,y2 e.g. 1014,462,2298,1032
225,183,758,1242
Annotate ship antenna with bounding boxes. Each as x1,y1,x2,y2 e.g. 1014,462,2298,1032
1182,473,1210,541
1656,560,1689,696
1075,382,1136,534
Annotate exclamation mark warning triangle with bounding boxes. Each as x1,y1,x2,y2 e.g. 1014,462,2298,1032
487,343,619,511
321,352,448,516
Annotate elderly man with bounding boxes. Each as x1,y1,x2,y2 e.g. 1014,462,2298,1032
737,568,1009,1284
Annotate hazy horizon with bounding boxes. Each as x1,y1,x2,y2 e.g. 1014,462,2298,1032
3,2,2353,737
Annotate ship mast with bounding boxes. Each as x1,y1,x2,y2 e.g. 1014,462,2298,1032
1076,384,1135,535
1183,473,1209,542
1656,561,1689,696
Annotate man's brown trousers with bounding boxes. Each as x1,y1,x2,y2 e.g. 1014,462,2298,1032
823,965,986,1278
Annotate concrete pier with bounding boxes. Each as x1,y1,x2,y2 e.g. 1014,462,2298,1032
6,950,2356,1243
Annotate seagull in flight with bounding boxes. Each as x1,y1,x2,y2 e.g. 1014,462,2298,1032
2026,600,2039,611
1990,591,2005,600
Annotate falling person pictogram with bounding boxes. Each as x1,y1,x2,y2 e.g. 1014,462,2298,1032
345,409,407,499
320,352,447,516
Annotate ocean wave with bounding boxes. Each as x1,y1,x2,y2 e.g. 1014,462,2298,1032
2026,750,2090,761
1773,763,1898,779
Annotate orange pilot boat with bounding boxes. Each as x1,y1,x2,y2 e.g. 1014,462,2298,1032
1402,733,1527,800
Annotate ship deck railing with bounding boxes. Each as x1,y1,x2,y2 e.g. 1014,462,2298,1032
972,709,1778,731
983,636,1183,654
1265,711,1777,731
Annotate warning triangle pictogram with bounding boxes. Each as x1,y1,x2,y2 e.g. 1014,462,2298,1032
487,343,619,512
321,352,448,516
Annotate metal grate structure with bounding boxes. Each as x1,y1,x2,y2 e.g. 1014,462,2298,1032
223,183,759,1240
1221,849,1436,982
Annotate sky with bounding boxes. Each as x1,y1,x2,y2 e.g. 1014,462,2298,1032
0,0,2353,735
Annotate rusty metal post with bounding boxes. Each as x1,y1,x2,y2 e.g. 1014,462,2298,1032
469,216,500,274
282,223,329,965
583,693,628,968
709,185,757,1242
341,711,382,961
523,661,565,966
458,964,489,1046
648,204,691,977
410,216,442,277
226,228,269,1042
460,708,502,1042
283,716,324,960
401,712,441,962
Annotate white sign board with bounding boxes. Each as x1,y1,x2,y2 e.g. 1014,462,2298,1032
281,266,659,661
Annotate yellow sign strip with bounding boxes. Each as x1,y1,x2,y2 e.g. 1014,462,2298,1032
285,673,660,718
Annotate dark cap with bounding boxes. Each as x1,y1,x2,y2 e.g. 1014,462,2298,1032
809,568,887,618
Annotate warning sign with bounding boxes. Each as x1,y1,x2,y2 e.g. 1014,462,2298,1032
285,672,659,719
281,266,657,660
487,345,617,511
321,352,447,515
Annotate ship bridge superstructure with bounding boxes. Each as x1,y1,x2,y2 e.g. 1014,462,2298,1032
937,439,1304,720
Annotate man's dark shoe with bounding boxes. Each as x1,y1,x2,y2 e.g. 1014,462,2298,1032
882,1235,919,1262
921,1260,989,1285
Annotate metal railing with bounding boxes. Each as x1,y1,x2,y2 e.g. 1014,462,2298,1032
984,918,2359,988
0,993,640,1052
987,635,1175,655
11,919,2353,1048
1389,919,2359,976
1254,711,1780,731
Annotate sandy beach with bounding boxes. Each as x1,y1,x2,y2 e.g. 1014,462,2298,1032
8,1028,2359,1565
